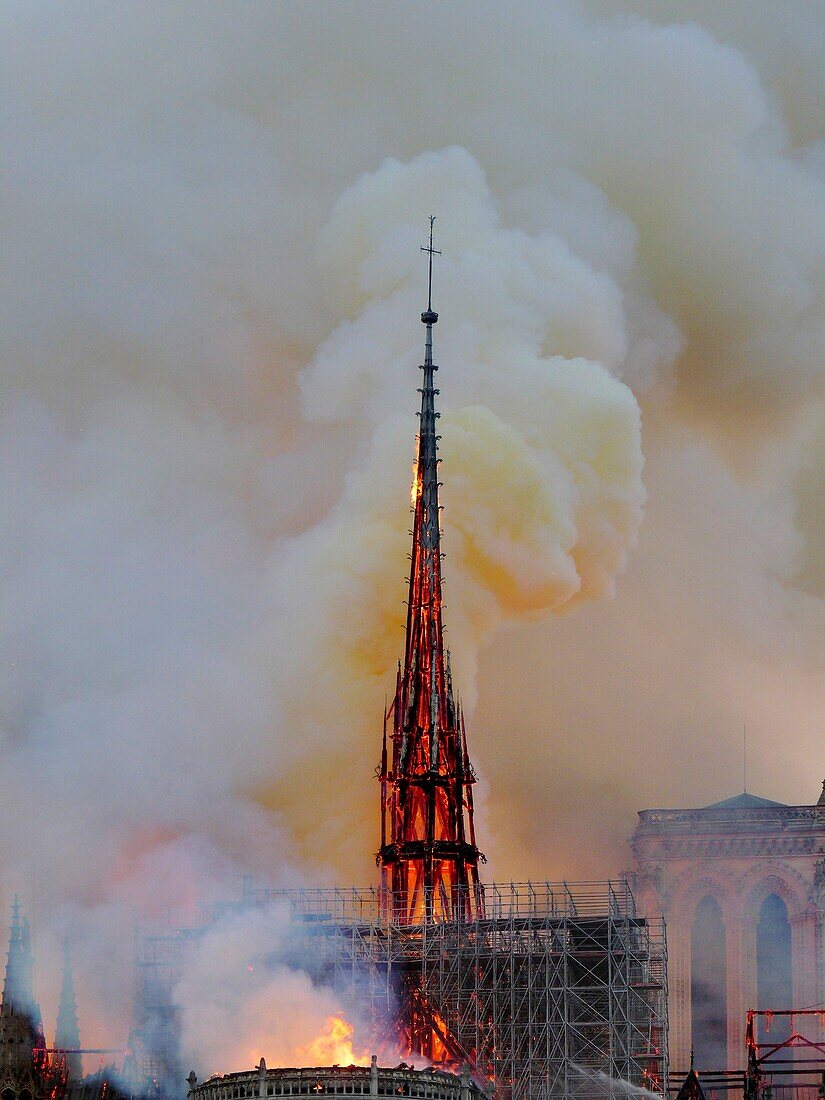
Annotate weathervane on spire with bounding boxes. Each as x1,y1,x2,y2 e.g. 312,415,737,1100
421,215,441,324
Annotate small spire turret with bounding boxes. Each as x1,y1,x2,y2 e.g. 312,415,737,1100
3,896,36,1019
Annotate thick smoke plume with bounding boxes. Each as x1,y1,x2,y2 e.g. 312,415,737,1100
266,147,651,872
173,909,373,1076
0,0,822,1073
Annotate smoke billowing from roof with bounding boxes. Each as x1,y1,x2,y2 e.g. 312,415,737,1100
0,0,822,1063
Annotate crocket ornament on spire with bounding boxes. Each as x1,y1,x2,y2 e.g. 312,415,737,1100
377,218,485,924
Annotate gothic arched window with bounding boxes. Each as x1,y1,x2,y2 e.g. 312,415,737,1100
756,892,792,1043
691,895,727,1070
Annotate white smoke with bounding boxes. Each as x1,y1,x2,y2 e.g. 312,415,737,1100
174,907,375,1077
0,0,821,1073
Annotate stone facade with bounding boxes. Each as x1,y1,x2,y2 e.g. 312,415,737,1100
187,1058,488,1100
0,902,65,1100
630,786,825,1076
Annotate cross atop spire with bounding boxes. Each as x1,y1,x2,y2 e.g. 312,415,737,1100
421,215,441,321
56,937,82,1080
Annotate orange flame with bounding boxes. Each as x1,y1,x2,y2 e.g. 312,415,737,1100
296,1016,370,1067
411,459,422,506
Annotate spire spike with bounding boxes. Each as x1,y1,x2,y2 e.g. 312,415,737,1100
377,220,485,926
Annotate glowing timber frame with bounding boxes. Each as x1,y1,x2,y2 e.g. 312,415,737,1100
377,218,484,926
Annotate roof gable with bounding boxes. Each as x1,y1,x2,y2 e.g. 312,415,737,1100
704,792,787,810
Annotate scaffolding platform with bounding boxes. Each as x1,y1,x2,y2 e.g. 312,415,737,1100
131,880,668,1100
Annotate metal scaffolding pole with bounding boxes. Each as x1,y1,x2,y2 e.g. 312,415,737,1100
131,880,667,1100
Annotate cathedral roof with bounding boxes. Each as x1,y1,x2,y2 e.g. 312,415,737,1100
633,783,824,849
703,792,788,810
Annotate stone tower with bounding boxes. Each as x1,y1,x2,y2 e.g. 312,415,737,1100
377,219,485,925
632,784,825,1075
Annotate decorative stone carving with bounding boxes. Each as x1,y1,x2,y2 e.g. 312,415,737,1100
631,788,825,1077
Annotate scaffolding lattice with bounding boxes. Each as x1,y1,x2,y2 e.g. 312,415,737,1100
132,881,668,1100
131,924,203,1089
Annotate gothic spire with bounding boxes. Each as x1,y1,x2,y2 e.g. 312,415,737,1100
3,896,36,1016
55,938,82,1080
377,219,485,927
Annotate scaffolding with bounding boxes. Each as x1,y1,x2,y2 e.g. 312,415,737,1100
131,924,204,1090
414,883,668,1100
132,881,668,1100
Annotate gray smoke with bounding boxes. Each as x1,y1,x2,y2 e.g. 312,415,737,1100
0,0,821,1070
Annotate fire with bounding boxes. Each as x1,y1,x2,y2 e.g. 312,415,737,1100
411,459,422,506
296,1016,370,1067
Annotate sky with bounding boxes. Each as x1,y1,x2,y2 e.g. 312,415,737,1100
0,0,823,1064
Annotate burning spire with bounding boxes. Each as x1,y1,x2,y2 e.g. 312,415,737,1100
377,218,485,924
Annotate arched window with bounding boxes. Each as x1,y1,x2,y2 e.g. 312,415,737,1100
691,895,727,1070
3,1088,17,1100
756,893,792,1043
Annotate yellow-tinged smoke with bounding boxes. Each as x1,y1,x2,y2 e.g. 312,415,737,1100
0,2,822,1066
259,149,649,875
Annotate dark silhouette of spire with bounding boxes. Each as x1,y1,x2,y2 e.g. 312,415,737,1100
0,899,59,1099
3,896,36,1018
377,218,485,925
55,938,82,1080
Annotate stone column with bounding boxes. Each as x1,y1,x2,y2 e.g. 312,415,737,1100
371,1054,379,1097
814,860,825,1011
790,911,818,1010
729,906,751,1071
668,917,691,1072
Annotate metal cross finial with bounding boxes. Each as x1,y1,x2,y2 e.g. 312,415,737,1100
421,215,441,312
